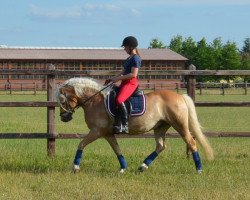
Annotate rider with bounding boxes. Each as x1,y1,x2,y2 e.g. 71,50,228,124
106,36,142,134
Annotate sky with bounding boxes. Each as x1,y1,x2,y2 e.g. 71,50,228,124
0,0,249,49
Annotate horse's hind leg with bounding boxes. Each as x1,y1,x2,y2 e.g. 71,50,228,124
186,136,196,159
105,135,127,173
138,124,170,172
180,129,202,173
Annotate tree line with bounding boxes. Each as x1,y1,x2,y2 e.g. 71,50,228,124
149,36,250,81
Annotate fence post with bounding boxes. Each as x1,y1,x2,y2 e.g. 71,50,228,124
34,82,37,95
187,64,196,101
47,65,56,157
199,82,202,95
245,81,247,95
221,83,225,95
9,82,12,95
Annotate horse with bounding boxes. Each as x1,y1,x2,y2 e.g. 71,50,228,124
56,77,214,173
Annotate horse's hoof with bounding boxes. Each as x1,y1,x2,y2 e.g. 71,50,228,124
119,168,126,174
72,164,80,173
138,163,148,172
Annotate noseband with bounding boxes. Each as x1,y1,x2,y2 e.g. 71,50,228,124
59,97,78,114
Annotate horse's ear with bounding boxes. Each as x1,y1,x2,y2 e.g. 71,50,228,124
59,94,66,103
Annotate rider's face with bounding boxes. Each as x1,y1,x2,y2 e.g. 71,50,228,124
124,46,130,54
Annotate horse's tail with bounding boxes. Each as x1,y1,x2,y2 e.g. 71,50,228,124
182,94,214,161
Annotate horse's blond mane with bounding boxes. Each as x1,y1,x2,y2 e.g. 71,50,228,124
60,77,107,98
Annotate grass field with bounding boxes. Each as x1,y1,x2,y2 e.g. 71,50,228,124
0,138,249,200
0,92,250,200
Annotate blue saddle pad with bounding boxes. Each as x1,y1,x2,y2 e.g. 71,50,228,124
106,91,146,117
129,95,146,116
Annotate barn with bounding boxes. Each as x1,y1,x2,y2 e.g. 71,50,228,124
0,46,188,88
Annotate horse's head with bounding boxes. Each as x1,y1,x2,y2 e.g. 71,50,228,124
56,86,79,122
56,77,108,122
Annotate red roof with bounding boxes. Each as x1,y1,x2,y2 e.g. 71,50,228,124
0,47,188,61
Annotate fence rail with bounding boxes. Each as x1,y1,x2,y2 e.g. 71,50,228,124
0,82,46,95
0,132,249,139
1,67,250,156
1,81,249,96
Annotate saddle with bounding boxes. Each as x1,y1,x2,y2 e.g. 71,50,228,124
105,85,146,117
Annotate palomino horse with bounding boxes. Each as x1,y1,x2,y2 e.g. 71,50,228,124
56,77,214,173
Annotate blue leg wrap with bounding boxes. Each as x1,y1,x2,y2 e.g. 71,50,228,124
192,151,202,171
73,149,83,165
144,151,158,166
117,155,127,169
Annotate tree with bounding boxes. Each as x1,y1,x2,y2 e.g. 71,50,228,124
241,54,250,70
210,37,223,70
149,38,166,49
241,38,250,69
181,36,197,64
168,35,183,53
242,38,250,54
165,35,248,81
241,38,250,78
193,38,216,81
221,41,241,70
194,38,213,70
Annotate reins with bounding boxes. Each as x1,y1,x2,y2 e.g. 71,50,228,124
82,82,114,106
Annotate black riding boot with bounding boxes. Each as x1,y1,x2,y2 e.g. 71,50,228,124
120,102,129,134
113,107,122,134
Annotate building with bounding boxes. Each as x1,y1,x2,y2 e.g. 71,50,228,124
0,47,188,88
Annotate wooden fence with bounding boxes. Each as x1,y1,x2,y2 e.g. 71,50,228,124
0,82,46,95
1,65,250,156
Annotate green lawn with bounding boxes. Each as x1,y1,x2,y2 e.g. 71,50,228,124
0,138,249,200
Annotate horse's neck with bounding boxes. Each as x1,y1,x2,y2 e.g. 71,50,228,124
80,92,104,107
81,94,109,128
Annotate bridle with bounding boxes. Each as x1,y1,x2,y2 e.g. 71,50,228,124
58,96,78,114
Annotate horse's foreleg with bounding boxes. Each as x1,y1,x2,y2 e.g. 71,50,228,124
105,135,127,173
72,129,101,173
139,126,168,172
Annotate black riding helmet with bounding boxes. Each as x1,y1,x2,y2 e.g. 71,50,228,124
121,36,138,48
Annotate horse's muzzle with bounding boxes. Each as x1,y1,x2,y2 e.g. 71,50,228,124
60,112,73,122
